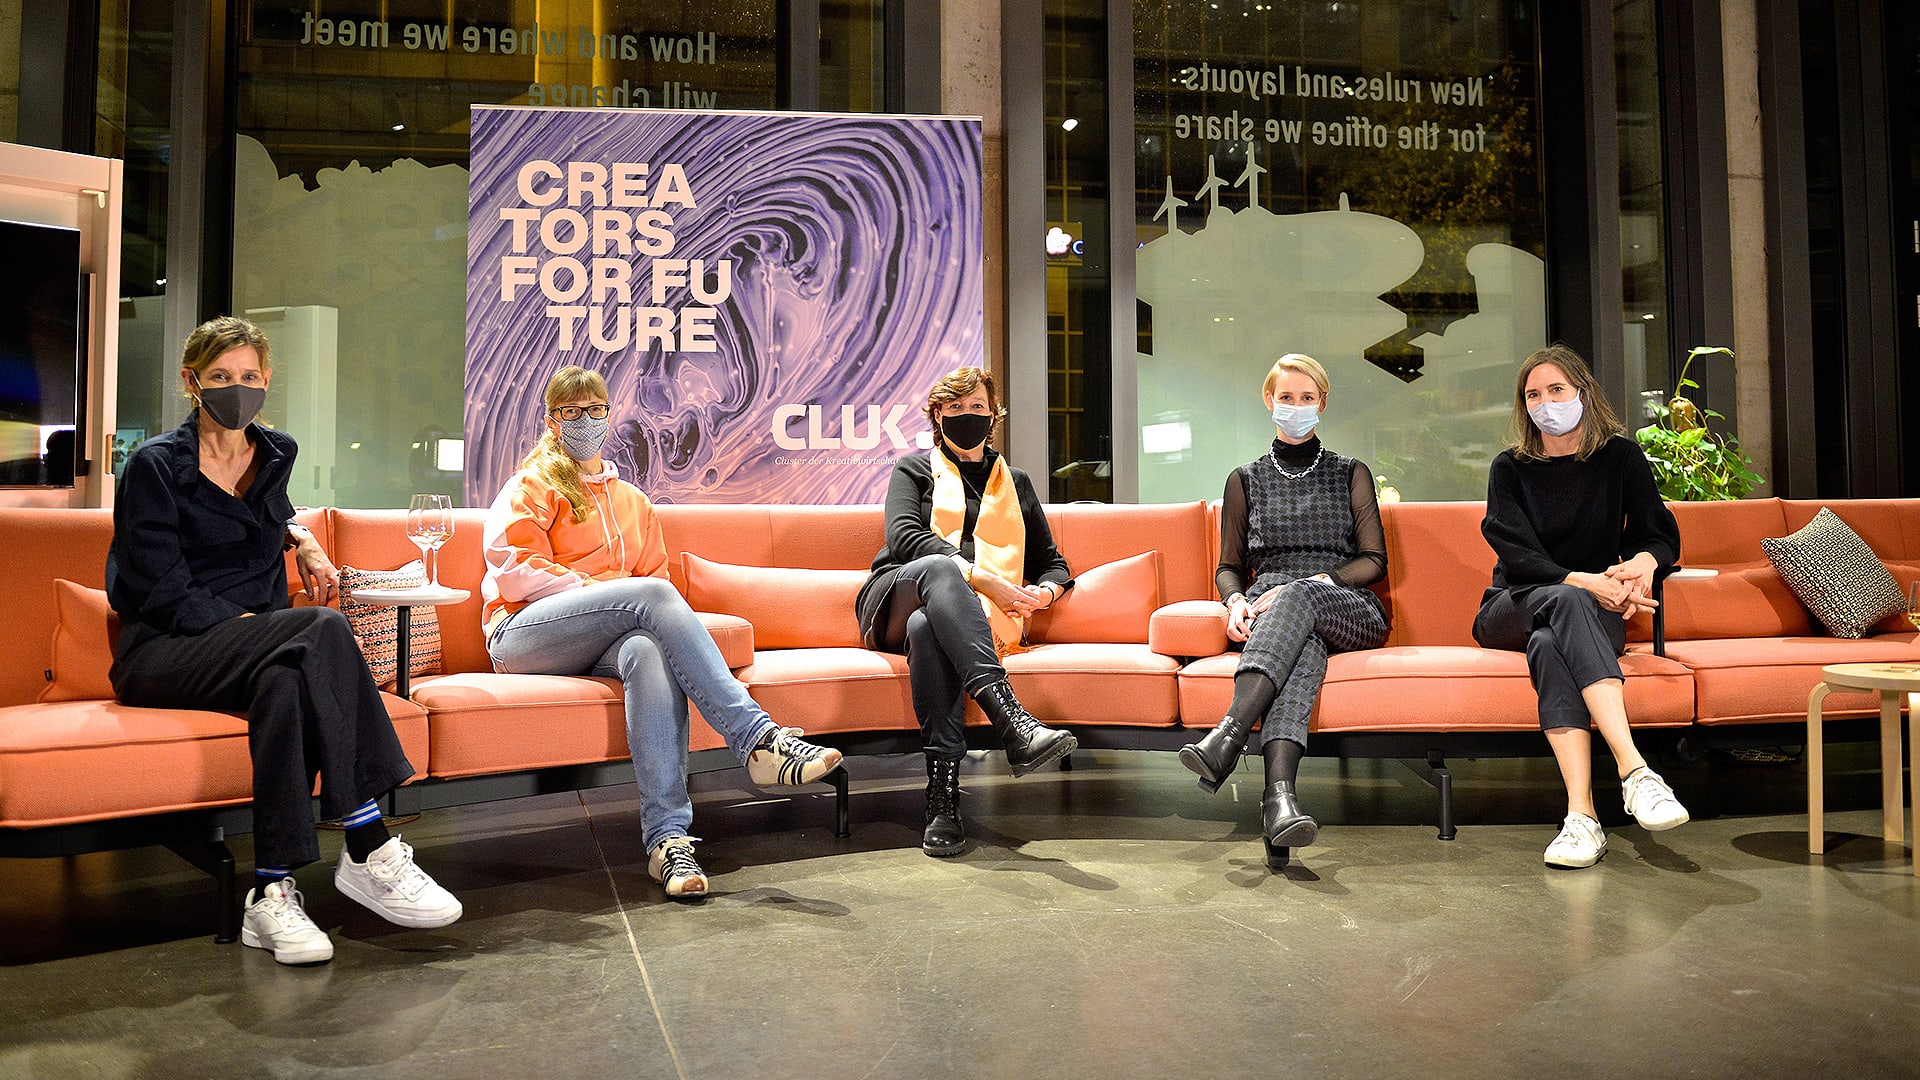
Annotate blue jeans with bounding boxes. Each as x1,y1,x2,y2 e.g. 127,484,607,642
486,576,776,853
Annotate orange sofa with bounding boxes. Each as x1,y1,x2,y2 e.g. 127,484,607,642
3,498,1914,937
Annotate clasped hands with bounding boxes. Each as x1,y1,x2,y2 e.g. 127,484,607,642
1568,552,1660,619
1225,574,1333,642
974,570,1060,618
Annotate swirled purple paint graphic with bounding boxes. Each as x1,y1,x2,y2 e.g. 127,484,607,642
466,106,983,506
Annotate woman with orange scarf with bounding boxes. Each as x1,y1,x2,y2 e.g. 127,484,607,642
857,367,1076,856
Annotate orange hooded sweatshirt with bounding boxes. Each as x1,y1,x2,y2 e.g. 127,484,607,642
480,460,668,638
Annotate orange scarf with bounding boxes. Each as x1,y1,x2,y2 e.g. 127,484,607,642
929,448,1027,655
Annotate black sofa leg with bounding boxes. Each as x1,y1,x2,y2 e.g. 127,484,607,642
167,830,239,943
1427,750,1457,841
829,767,851,839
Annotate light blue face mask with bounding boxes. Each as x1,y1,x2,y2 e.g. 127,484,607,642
558,415,610,461
1527,396,1584,438
1271,399,1321,441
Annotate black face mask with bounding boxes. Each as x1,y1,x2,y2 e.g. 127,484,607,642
197,383,267,431
941,413,993,451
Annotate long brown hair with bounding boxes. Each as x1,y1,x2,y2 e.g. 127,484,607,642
519,366,609,523
1507,344,1623,461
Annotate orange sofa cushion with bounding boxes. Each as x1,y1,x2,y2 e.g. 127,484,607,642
1652,634,1920,724
39,580,118,704
1662,565,1813,640
0,696,427,828
407,672,631,778
1029,550,1159,644
1149,599,1231,658
681,553,867,649
1002,643,1182,727
697,611,756,669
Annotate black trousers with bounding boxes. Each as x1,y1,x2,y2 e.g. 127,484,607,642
861,554,1006,760
110,607,415,869
1472,584,1627,732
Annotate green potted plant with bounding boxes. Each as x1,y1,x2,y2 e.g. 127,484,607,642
1634,345,1764,501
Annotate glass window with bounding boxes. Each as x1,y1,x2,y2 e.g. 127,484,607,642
1615,0,1672,430
822,0,884,112
227,0,783,508
1,0,18,142
97,0,174,471
1132,0,1547,502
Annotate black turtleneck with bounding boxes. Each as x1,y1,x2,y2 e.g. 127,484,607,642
1215,436,1387,601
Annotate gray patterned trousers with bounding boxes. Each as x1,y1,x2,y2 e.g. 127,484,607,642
1236,578,1390,748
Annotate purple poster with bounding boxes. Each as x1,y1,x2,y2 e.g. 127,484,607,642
465,105,984,506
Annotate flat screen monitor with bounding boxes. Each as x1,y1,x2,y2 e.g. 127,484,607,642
0,219,84,487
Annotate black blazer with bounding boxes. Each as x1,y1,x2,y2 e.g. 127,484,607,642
106,413,300,637
856,446,1072,633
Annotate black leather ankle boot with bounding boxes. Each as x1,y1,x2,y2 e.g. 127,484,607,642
973,679,1077,777
1261,780,1319,869
1177,713,1255,793
923,755,965,857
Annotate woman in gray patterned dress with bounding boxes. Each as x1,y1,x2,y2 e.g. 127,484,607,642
1178,354,1390,868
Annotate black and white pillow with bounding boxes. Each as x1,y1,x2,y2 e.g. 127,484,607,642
1761,507,1904,638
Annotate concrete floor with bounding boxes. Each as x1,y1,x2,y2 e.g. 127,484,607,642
1,745,1916,1080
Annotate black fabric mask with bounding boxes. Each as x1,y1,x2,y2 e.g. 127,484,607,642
941,413,993,451
197,383,267,431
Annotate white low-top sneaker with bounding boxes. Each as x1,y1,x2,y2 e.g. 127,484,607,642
334,837,463,929
746,727,843,788
648,835,708,899
242,878,334,965
1622,766,1691,831
1544,812,1607,869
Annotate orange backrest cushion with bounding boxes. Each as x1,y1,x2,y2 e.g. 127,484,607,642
1378,502,1495,647
1044,501,1213,603
1029,549,1161,644
39,579,119,703
1782,499,1920,562
1661,565,1814,640
681,552,867,649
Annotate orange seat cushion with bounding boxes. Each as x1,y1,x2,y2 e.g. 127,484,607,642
1652,634,1920,724
407,672,631,778
39,580,118,704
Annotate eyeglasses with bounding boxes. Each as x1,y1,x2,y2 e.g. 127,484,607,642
549,404,611,421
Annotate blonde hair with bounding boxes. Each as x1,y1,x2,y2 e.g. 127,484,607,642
1262,353,1330,398
180,315,272,407
519,366,610,523
923,366,1005,432
1507,344,1623,461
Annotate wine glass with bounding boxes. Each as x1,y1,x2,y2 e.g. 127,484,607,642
407,494,454,589
1908,580,1920,633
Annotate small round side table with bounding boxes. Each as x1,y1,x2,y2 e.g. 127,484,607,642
1807,661,1920,874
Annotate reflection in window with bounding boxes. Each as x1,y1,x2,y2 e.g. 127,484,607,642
1132,0,1546,502
230,0,780,508
1615,0,1671,428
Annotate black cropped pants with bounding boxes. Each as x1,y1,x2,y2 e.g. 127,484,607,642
1472,583,1627,732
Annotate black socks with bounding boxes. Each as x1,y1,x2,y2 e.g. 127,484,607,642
1263,737,1305,785
1227,670,1279,729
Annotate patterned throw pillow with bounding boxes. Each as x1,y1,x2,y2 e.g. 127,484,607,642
339,560,443,690
1760,507,1904,638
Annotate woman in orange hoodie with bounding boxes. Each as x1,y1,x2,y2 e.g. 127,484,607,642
482,366,841,899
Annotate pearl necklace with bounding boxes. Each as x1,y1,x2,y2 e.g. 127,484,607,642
1269,445,1324,480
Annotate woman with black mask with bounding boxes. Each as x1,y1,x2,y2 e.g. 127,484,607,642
108,316,460,965
857,366,1076,857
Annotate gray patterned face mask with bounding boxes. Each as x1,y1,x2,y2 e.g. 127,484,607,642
557,415,610,461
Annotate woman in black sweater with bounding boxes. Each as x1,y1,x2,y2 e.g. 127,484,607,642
1178,354,1390,868
1473,344,1689,870
857,366,1076,856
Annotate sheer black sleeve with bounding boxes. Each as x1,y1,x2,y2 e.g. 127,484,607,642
1329,459,1387,588
1215,468,1250,602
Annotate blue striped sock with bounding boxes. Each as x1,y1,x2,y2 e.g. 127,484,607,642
254,867,292,890
341,800,382,829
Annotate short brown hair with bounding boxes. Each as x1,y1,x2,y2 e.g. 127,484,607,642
923,366,1005,430
180,316,272,402
1508,344,1623,461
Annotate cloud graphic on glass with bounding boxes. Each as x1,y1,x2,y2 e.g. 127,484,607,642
466,107,984,506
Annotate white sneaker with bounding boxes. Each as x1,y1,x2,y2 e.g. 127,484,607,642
242,878,334,965
334,837,463,929
1544,812,1607,869
746,727,844,788
648,835,708,899
1622,767,1691,831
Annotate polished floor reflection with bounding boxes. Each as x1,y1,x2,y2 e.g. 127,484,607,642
2,745,1916,1079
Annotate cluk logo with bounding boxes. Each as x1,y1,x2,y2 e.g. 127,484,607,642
773,403,932,451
